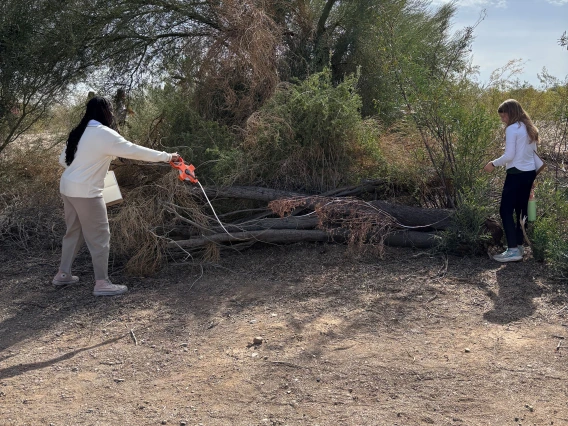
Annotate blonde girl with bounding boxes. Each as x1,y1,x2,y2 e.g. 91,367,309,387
483,99,539,262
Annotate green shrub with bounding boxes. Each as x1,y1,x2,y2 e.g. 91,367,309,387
530,180,568,278
236,68,384,191
438,181,494,255
124,84,236,184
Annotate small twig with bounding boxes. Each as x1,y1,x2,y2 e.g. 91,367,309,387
555,305,568,315
163,202,211,233
436,256,448,277
426,294,438,303
269,361,308,369
556,340,563,351
520,215,531,246
130,329,138,346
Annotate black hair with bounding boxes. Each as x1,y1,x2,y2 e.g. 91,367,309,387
65,96,116,165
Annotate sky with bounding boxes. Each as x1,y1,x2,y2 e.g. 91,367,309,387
432,0,568,87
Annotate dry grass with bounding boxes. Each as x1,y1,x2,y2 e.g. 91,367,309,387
376,122,451,207
194,0,280,125
110,169,212,276
0,141,216,276
0,139,64,250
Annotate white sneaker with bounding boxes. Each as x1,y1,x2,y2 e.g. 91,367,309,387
493,248,523,263
93,280,128,296
52,272,80,286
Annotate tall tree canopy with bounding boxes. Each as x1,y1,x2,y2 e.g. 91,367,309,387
0,0,99,152
0,0,473,153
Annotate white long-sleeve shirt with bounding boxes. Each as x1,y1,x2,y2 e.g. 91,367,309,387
492,121,537,171
59,120,172,198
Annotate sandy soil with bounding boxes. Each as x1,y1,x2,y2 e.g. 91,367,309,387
1,243,567,426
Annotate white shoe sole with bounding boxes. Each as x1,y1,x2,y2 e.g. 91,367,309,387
93,286,128,296
493,255,522,263
52,278,80,286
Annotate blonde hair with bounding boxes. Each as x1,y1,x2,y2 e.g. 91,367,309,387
497,99,539,143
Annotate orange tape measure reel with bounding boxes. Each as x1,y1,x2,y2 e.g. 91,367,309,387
170,157,198,184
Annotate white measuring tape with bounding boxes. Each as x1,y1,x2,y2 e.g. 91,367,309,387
195,180,241,238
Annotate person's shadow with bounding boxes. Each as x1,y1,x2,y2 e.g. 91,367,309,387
482,263,543,324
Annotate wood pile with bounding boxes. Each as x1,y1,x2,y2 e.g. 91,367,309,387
165,181,456,256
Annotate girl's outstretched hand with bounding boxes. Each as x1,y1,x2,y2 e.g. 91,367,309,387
483,161,495,173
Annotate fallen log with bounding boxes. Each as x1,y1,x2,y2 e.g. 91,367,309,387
167,228,441,250
167,229,333,248
167,215,320,237
268,196,452,232
369,201,453,231
210,215,320,233
164,183,478,253
196,185,454,231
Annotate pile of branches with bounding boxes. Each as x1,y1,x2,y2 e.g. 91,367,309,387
110,164,503,276
167,185,452,253
132,177,455,269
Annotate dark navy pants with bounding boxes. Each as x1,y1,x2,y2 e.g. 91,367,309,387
499,170,536,248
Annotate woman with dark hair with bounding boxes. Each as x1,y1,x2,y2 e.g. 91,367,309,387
53,96,180,296
483,99,540,263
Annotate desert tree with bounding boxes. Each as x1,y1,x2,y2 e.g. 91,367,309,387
0,0,99,153
372,0,495,208
0,0,229,153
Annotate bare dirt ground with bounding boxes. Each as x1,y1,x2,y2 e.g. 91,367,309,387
1,243,567,426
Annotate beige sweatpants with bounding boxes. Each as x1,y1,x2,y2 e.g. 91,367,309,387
59,195,110,280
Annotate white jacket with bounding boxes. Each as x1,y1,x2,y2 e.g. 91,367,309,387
59,121,172,198
492,121,537,171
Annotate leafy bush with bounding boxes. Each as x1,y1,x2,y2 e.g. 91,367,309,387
372,3,504,248
124,84,237,185
236,69,384,192
530,180,568,278
438,182,494,255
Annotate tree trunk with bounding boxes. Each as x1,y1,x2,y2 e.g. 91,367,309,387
369,201,453,231
166,184,456,252
167,228,441,250
210,216,320,233
198,185,452,229
168,229,333,249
